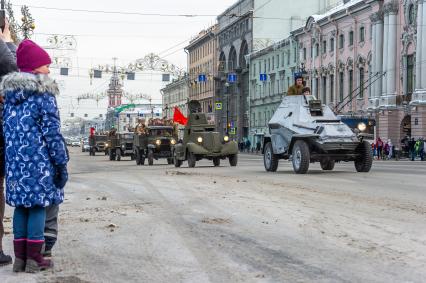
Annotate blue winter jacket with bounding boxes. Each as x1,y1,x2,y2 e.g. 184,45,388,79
0,72,69,208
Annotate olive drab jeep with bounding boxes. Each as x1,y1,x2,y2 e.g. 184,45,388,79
108,132,135,161
172,100,238,168
133,125,177,166
88,135,108,156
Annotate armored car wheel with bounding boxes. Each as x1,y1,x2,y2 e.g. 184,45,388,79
174,155,182,167
135,150,141,165
167,158,174,165
188,152,196,168
105,150,108,156
320,159,335,171
148,150,154,166
264,142,279,172
109,149,115,161
292,140,310,174
228,154,238,167
354,141,373,172
116,151,121,161
213,157,220,167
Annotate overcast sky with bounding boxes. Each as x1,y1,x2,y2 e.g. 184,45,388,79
10,0,236,119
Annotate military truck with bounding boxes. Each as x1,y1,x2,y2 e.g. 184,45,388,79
108,133,135,161
263,94,373,174
133,125,177,166
88,135,108,156
173,100,238,168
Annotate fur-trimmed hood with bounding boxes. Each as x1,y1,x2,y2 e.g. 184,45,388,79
0,72,59,104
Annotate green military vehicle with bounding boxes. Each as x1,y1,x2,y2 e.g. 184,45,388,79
88,135,108,156
108,132,135,161
173,100,238,168
133,125,177,166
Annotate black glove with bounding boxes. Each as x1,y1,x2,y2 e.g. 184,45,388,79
54,164,68,189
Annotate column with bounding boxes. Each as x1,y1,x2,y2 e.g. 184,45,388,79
387,11,397,96
370,22,377,99
376,19,384,98
382,13,389,96
415,1,423,90
421,0,426,90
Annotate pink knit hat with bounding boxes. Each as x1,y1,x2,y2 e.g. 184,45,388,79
16,40,52,73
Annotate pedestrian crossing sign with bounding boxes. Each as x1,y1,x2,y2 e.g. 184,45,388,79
215,102,222,110
229,128,236,135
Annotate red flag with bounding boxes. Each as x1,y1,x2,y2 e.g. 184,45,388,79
173,107,188,125
90,127,96,136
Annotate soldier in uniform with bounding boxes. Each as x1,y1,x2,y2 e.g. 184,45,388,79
135,118,147,135
287,73,305,96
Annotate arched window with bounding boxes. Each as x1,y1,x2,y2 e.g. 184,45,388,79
408,4,415,25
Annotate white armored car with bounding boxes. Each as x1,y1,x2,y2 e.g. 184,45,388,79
263,95,372,174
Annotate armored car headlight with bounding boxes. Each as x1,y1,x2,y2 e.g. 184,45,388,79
357,122,367,132
224,136,229,142
105,143,109,147
197,137,203,143
155,139,161,146
171,139,176,145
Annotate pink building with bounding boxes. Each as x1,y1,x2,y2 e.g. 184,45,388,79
293,0,426,147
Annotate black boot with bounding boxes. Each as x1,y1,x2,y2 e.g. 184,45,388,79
0,250,12,266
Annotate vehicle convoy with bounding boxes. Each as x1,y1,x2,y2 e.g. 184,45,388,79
133,123,177,166
108,132,135,161
263,95,373,174
173,100,238,168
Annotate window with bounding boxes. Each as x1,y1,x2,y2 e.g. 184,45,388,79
276,55,279,69
322,76,327,102
315,44,319,57
349,31,354,46
322,40,327,54
287,52,290,64
268,58,271,72
281,52,285,67
349,70,354,99
272,56,275,70
407,54,415,94
330,38,334,52
303,48,307,60
294,47,297,63
359,68,365,98
339,34,344,49
360,27,365,42
339,72,344,101
330,74,334,102
409,4,415,25
315,78,319,97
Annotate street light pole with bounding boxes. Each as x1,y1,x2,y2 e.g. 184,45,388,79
225,82,230,135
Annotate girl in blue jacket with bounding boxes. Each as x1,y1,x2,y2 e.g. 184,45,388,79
0,39,69,273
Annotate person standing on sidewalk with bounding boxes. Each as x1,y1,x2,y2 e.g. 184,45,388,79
408,138,416,161
1,39,69,273
0,19,17,267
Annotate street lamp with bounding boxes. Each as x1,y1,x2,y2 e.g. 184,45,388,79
225,82,230,135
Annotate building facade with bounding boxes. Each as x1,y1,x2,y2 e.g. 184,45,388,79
215,0,344,141
293,0,374,117
248,37,299,146
216,0,254,141
161,75,189,118
185,25,218,125
371,0,426,140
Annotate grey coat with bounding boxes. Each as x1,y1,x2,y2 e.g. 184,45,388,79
0,39,17,177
